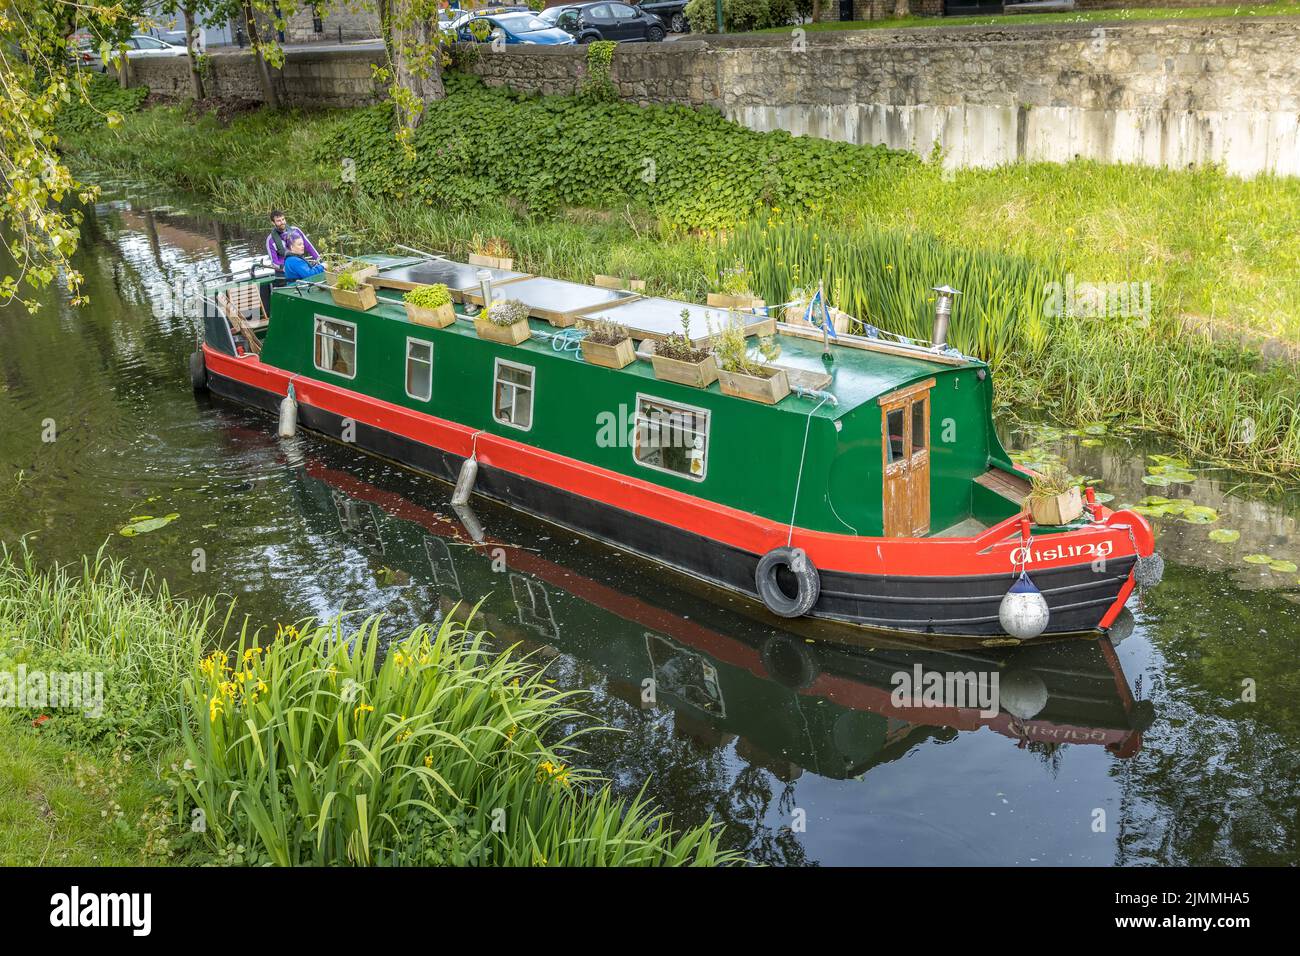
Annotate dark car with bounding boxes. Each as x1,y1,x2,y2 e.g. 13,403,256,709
635,0,689,33
545,2,667,43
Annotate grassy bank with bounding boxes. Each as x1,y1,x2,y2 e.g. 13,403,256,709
60,75,1299,473
0,547,739,865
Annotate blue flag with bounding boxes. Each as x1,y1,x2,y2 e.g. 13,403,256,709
802,288,838,339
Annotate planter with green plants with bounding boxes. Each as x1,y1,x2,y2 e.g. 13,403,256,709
324,259,378,287
713,319,788,405
707,259,764,312
330,270,378,311
468,235,514,271
474,298,532,345
404,283,456,328
651,309,717,389
579,317,636,370
1027,468,1084,526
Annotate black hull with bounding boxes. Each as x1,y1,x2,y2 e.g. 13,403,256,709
209,371,1131,639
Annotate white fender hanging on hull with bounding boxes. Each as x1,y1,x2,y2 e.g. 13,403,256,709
452,456,478,507
278,383,298,439
998,571,1051,640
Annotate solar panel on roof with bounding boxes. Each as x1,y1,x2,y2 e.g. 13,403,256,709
465,276,637,327
582,296,775,344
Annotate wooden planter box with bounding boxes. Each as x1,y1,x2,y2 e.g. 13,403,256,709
330,283,378,311
1028,487,1084,526
651,352,718,389
719,367,790,405
325,263,378,287
593,274,647,292
405,301,456,329
707,292,766,311
474,317,531,345
582,337,635,370
469,253,514,271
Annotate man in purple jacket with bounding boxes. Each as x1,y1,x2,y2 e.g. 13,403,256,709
266,209,319,271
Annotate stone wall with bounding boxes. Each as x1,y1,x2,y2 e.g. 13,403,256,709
123,17,1300,177
283,6,381,42
125,46,386,108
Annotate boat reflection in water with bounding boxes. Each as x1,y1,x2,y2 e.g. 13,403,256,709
274,447,1155,783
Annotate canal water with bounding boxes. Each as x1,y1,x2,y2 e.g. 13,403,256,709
1,191,1297,866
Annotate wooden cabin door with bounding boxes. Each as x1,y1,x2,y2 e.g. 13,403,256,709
881,380,934,538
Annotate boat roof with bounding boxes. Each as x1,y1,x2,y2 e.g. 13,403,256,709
273,255,979,420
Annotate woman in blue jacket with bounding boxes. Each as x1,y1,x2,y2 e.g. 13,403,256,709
283,236,324,283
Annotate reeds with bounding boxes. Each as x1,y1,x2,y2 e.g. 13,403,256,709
177,612,740,866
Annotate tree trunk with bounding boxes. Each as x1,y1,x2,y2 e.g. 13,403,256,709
812,0,822,22
893,0,911,17
385,0,445,130
242,2,281,110
183,7,206,100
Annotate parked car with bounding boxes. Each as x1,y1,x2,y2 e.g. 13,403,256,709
635,0,689,33
447,6,530,31
547,2,667,43
69,33,189,72
456,12,577,45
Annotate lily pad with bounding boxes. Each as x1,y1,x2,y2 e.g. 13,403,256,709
1243,554,1272,565
1141,474,1172,487
1081,438,1103,447
120,513,180,537
1180,506,1219,524
1269,560,1298,573
1093,492,1115,504
1207,529,1240,544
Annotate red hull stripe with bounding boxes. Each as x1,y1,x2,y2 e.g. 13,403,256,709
206,347,1154,579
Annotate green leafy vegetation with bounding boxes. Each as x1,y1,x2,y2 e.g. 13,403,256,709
404,282,452,309
0,548,740,866
180,614,737,866
316,73,915,232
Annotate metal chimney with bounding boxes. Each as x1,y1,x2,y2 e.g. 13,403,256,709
931,285,962,348
477,269,494,313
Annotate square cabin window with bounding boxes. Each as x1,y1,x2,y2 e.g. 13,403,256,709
493,359,534,431
314,316,357,379
406,339,433,402
634,396,708,481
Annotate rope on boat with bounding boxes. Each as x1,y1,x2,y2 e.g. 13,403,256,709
786,393,830,548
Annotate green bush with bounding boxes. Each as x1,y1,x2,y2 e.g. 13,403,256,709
55,74,149,134
684,0,797,33
317,73,914,232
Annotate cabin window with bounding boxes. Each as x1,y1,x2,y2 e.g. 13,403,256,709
314,316,357,379
493,359,534,431
886,407,906,463
406,338,433,402
634,395,708,481
910,401,926,454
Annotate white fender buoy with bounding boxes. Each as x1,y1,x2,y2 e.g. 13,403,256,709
452,456,478,507
998,571,1050,640
278,383,298,439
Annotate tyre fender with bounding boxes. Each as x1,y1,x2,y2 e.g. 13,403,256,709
754,546,820,618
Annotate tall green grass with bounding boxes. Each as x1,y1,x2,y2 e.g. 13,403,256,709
178,612,740,866
0,543,217,746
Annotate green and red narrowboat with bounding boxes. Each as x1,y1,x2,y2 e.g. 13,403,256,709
194,254,1161,641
